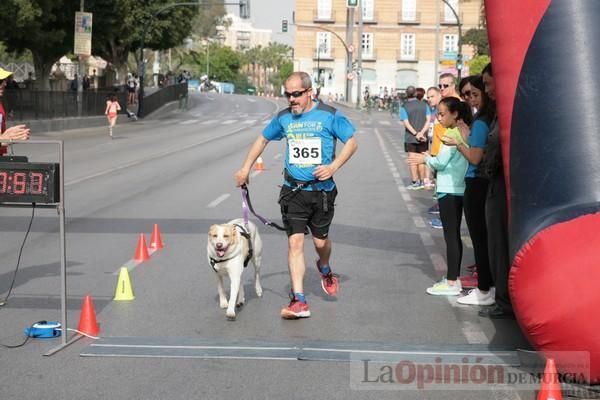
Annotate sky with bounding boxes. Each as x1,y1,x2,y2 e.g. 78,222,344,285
226,0,295,46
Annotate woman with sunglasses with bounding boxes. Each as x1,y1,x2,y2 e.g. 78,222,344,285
234,71,358,320
0,68,30,155
443,75,496,306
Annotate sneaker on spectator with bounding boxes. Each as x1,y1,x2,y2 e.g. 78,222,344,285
316,260,338,296
281,296,311,319
428,203,440,215
457,288,495,306
459,272,478,289
424,182,436,190
426,278,462,296
406,182,424,190
430,218,443,229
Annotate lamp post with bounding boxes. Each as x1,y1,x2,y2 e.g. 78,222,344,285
441,0,463,80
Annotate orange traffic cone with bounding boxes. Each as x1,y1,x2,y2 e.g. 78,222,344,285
77,295,100,336
149,224,164,250
537,358,563,400
133,233,150,262
254,156,265,171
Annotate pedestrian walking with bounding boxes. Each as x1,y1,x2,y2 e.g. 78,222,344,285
234,71,358,319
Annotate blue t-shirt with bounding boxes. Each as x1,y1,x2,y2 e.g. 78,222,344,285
262,101,355,191
465,118,490,178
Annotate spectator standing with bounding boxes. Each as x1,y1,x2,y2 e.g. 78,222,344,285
126,73,137,105
0,67,30,154
444,75,496,306
408,97,472,295
400,86,431,190
478,63,514,319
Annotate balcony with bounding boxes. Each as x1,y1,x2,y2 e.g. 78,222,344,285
360,50,377,62
313,10,336,23
312,50,335,61
397,11,421,25
440,12,464,25
397,49,420,63
359,11,378,25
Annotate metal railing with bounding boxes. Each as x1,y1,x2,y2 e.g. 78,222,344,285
2,83,187,120
139,83,187,118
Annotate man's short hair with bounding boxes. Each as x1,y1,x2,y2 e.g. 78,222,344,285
439,73,456,84
406,85,416,98
286,72,313,90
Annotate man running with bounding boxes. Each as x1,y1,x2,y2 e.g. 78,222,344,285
234,71,358,319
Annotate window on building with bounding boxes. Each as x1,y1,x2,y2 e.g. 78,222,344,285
362,33,373,58
402,0,417,21
317,32,331,57
444,0,459,23
443,34,458,53
362,0,374,21
317,0,332,20
401,33,416,59
396,69,418,90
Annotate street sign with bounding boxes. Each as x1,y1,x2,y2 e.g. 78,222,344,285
347,72,355,80
74,12,93,56
348,44,354,53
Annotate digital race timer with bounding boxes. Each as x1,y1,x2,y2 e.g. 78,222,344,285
0,158,60,203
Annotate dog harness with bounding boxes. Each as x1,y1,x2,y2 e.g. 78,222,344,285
209,224,253,272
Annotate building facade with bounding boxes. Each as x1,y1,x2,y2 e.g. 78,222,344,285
294,0,483,101
217,14,273,51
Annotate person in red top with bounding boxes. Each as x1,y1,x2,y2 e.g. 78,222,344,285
105,93,121,138
0,67,30,154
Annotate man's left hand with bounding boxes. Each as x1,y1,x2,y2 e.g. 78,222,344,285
313,165,336,181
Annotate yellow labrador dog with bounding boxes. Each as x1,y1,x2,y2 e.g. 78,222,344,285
207,219,263,320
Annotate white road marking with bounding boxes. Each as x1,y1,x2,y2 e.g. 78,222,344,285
200,119,219,125
241,119,257,124
207,194,230,208
180,119,199,125
221,119,237,125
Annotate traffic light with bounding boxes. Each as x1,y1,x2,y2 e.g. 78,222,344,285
347,0,359,7
282,19,288,33
240,0,250,19
456,53,463,71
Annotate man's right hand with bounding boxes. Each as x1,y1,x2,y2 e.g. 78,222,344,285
234,168,250,187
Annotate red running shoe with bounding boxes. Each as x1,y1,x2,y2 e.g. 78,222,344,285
316,260,338,296
281,297,311,319
459,272,478,289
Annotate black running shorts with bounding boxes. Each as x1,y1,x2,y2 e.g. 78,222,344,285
278,186,338,239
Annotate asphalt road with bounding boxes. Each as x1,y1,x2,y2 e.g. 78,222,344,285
0,92,536,400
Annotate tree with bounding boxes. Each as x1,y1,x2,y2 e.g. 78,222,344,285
467,54,490,75
462,28,489,56
0,0,79,89
88,0,198,84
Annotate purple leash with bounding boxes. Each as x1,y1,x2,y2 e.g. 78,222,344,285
241,184,286,231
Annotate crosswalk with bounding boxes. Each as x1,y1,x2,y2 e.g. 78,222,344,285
175,112,270,127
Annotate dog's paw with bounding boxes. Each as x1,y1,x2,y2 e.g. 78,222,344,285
236,299,245,308
219,300,228,309
255,286,263,297
226,309,236,320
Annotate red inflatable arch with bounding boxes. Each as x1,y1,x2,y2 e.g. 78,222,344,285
486,0,600,383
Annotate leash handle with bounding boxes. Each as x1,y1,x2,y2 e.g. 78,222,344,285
240,184,286,231
241,185,250,227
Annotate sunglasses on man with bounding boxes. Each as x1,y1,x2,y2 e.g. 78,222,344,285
284,88,309,98
438,83,451,89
